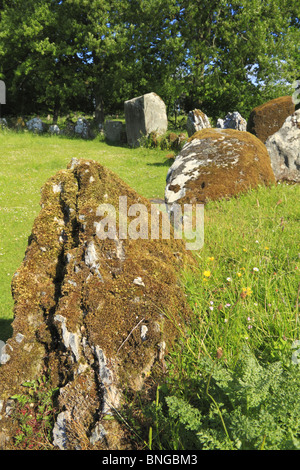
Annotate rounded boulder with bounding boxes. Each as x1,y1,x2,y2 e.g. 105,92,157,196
165,128,276,205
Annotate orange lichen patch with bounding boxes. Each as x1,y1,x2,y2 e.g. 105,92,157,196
193,109,207,121
178,129,276,205
247,96,295,142
169,183,181,193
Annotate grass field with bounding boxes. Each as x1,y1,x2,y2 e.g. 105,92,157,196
0,129,299,450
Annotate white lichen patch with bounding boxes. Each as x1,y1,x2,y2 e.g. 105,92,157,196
93,345,121,413
141,325,148,341
133,277,145,287
54,314,81,362
52,182,63,194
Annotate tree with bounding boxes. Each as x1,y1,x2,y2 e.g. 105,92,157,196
172,0,300,119
118,0,186,115
0,0,299,122
0,0,91,119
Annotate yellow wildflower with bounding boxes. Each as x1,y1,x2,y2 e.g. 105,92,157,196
208,256,215,261
237,272,242,277
242,287,253,296
203,270,211,278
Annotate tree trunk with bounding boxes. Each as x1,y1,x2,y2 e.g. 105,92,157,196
94,92,105,126
53,97,60,124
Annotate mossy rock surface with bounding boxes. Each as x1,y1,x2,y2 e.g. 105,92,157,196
0,158,194,450
165,128,276,206
247,96,295,143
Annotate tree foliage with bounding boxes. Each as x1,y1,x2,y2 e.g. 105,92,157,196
0,0,299,121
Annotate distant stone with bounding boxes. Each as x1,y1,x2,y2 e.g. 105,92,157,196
74,117,93,139
292,79,300,111
0,118,8,129
217,112,247,131
62,120,75,137
26,117,44,134
0,80,6,105
49,124,60,135
124,92,168,147
265,110,300,183
186,109,211,137
104,120,125,143
247,96,295,142
165,128,276,206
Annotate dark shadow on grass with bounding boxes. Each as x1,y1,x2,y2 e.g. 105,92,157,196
102,139,129,149
0,319,13,343
146,159,174,168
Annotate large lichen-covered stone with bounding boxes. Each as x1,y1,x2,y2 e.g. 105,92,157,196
165,128,276,205
0,159,193,450
247,96,295,143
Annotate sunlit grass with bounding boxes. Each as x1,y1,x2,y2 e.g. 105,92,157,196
177,183,300,369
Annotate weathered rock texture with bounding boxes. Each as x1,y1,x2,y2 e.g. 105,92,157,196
104,120,126,143
26,117,44,134
217,112,247,131
247,96,295,143
49,124,60,135
0,159,193,450
265,110,300,183
0,80,5,104
0,118,7,129
186,109,211,137
124,92,168,146
165,128,276,205
74,118,93,139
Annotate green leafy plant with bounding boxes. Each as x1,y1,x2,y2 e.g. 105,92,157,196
11,375,58,449
147,348,300,450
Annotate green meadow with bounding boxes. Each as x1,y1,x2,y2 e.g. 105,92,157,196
0,130,299,450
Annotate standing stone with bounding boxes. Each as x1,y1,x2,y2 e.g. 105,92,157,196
26,117,44,134
74,117,93,139
124,92,168,147
186,109,211,137
0,159,193,450
293,80,300,111
104,120,125,143
0,118,8,129
49,124,60,135
0,80,6,104
265,110,300,183
216,111,247,131
165,128,276,206
247,96,295,142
